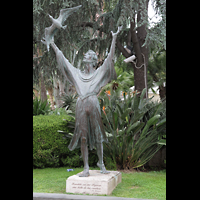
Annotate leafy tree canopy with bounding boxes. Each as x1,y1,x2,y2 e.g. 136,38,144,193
33,0,165,86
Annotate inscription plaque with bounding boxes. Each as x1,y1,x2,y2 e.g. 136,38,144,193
71,183,102,193
66,170,121,195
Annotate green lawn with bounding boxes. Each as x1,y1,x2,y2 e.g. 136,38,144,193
33,167,166,200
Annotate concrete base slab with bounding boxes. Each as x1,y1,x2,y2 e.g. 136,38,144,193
33,192,156,200
66,170,121,195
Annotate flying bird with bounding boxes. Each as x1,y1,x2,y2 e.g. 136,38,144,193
41,5,82,51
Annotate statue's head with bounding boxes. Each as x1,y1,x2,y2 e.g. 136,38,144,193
83,50,98,68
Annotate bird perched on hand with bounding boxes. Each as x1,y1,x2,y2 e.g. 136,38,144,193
41,5,82,51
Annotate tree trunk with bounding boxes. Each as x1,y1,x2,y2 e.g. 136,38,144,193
47,87,54,110
53,76,63,108
132,62,146,94
40,72,47,102
159,85,166,100
59,79,65,97
130,0,149,98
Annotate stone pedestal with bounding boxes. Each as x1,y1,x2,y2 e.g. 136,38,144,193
66,170,121,195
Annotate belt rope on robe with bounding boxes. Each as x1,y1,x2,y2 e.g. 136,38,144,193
79,92,96,101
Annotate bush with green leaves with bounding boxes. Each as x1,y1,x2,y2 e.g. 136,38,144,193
33,114,82,168
33,114,99,168
33,97,51,116
100,88,166,170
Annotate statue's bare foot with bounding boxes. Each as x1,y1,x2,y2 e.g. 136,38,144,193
79,168,90,177
97,162,110,174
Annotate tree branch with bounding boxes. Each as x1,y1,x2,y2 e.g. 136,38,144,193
116,39,130,58
80,22,94,29
127,29,132,47
79,22,104,32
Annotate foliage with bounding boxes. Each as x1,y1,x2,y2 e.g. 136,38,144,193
58,87,166,170
157,134,166,145
33,0,105,84
114,54,132,72
100,88,166,169
59,93,78,113
98,65,134,99
48,107,69,116
98,54,134,99
145,98,166,145
33,86,39,97
33,96,51,116
48,106,78,116
33,114,82,168
148,47,166,92
33,0,166,167
33,114,98,168
148,0,166,50
33,0,166,85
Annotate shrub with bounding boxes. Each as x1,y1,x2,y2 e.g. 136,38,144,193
33,97,51,116
100,88,166,170
33,114,82,168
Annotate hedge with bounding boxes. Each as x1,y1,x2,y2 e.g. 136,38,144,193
33,114,98,168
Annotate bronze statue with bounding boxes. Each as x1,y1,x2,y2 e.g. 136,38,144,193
41,6,122,177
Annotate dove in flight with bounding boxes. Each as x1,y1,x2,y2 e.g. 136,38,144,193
41,5,82,51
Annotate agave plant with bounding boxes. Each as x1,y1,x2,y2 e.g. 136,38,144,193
59,93,78,113
33,97,51,116
101,88,166,169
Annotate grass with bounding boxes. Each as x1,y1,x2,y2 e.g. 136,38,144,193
112,170,166,200
33,167,166,200
33,167,83,193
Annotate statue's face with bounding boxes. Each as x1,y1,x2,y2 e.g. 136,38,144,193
83,52,93,63
83,50,97,64
83,50,97,63
82,50,97,73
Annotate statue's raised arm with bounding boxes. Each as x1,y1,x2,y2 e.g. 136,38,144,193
51,40,79,87
95,26,123,89
41,5,82,88
98,26,123,72
109,26,123,58
41,34,78,87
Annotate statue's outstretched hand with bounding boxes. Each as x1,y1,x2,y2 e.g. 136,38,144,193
41,36,54,51
41,37,47,45
111,25,123,37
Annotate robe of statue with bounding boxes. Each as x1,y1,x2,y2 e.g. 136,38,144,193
55,48,117,151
